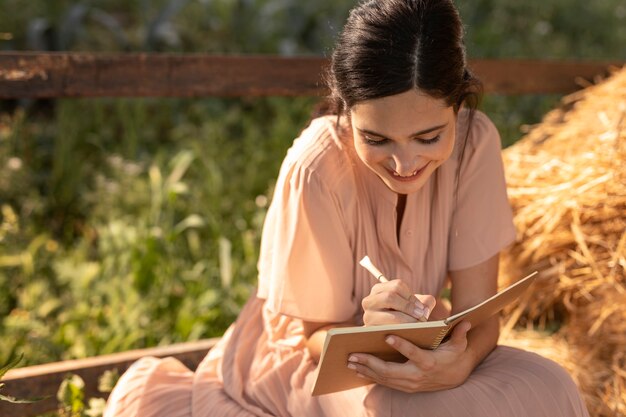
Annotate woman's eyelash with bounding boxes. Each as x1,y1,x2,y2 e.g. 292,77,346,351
363,134,441,146
363,136,388,146
417,134,441,144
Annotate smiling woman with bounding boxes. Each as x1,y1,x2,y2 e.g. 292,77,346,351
350,90,457,195
103,1,590,416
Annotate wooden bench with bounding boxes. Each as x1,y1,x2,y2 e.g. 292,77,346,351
1,53,623,417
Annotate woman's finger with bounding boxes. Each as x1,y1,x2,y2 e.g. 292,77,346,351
384,335,436,371
362,308,417,326
369,279,413,299
365,280,431,321
347,353,407,379
346,354,421,392
442,321,471,351
362,290,428,322
414,294,437,319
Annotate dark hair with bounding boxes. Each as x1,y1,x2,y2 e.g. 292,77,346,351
317,0,483,203
327,0,481,115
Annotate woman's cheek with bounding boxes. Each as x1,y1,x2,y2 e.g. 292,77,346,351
355,142,383,166
434,132,456,162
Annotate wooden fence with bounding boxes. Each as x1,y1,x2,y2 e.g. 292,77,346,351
1,52,624,98
0,52,624,417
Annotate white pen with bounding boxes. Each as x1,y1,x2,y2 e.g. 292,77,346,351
359,255,389,283
359,255,429,322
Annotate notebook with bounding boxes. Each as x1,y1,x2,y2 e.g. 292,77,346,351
311,271,538,396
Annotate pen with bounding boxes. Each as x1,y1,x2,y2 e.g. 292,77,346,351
359,255,428,322
359,256,389,283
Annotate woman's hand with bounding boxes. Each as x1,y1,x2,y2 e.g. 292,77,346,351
352,255,501,392
362,279,437,325
347,321,473,393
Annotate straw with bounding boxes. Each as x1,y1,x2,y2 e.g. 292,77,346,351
498,65,626,416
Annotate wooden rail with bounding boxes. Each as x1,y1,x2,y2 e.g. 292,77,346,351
1,338,220,417
0,52,623,98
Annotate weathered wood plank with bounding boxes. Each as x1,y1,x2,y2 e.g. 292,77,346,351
0,338,219,417
0,53,327,98
469,59,624,95
0,52,623,98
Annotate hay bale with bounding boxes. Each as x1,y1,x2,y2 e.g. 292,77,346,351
566,291,626,416
499,65,626,416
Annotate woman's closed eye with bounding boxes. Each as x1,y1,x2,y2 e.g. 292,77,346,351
363,134,442,146
416,134,441,145
363,135,389,146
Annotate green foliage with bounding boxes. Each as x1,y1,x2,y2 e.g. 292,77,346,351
56,370,118,417
56,374,107,417
97,369,119,394
0,96,316,366
0,354,45,403
57,375,85,415
457,0,626,59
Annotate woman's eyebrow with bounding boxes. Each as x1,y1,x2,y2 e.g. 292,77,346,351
356,123,448,138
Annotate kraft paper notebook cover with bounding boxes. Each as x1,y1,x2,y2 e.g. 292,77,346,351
311,271,538,396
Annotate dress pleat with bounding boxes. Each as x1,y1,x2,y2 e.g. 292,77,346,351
103,357,193,417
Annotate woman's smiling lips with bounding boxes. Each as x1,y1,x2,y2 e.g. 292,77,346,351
386,162,430,182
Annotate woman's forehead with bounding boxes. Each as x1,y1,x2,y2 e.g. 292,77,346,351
350,90,453,137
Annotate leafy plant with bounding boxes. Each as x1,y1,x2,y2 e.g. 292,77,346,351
57,375,85,415
0,354,44,404
56,373,109,417
0,95,317,367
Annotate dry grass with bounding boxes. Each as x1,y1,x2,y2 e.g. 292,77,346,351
499,65,626,416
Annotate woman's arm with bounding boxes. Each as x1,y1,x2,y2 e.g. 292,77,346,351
303,277,439,363
302,299,451,363
345,253,501,392
303,292,449,363
448,253,500,374
303,322,334,363
303,321,355,363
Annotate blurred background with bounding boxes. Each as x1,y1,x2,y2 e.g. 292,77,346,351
1,0,625,368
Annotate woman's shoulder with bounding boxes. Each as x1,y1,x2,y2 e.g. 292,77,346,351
281,115,354,190
270,116,358,225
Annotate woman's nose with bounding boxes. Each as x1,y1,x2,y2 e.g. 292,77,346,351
391,153,416,175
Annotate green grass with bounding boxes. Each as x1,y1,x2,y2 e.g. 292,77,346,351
0,96,318,367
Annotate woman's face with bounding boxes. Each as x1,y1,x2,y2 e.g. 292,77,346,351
350,90,457,195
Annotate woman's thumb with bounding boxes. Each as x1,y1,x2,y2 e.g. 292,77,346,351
450,321,471,348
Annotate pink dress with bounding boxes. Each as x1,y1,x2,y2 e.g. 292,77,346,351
104,111,589,417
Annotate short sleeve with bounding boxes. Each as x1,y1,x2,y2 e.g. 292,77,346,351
256,158,357,323
448,112,516,271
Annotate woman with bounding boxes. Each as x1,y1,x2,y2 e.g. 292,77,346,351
104,0,589,416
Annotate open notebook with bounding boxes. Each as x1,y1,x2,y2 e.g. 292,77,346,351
311,271,538,396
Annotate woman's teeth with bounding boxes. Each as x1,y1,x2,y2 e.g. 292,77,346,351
392,168,419,177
